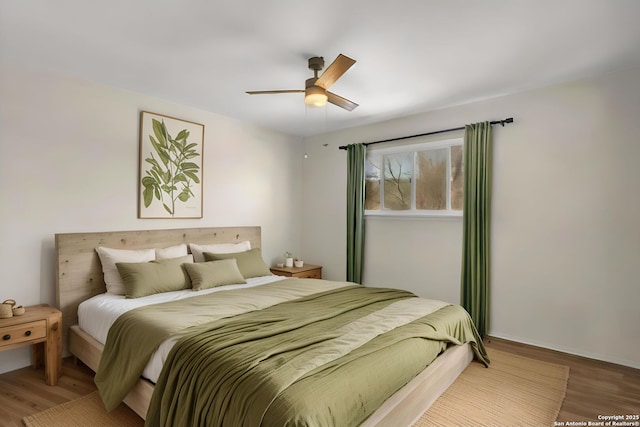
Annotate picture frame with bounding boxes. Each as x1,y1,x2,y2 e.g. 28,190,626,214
138,111,204,218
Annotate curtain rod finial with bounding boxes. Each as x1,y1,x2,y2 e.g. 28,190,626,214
499,117,514,127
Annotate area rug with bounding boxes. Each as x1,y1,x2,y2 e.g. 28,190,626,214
23,349,569,427
22,391,142,427
413,349,570,427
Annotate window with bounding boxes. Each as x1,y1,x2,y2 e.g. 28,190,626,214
365,138,463,217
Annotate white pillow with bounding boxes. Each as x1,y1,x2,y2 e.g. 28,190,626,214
189,241,251,263
155,243,188,260
95,246,155,295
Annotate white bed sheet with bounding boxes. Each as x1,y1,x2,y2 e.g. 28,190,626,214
78,275,285,382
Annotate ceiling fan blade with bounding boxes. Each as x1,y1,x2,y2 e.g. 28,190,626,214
327,91,359,111
246,90,304,95
315,54,356,90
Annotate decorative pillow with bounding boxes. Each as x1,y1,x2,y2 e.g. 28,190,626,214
203,248,272,279
184,259,247,291
96,246,155,295
189,241,251,262
155,243,188,260
116,255,194,298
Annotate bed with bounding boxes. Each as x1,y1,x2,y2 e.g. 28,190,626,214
56,226,488,426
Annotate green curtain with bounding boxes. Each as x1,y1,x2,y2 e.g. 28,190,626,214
461,121,492,337
346,143,366,284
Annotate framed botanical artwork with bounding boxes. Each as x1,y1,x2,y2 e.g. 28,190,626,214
138,111,204,218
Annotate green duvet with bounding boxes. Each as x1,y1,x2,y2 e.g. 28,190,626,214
95,279,488,427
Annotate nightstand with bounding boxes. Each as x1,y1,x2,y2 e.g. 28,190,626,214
0,304,62,385
270,264,322,279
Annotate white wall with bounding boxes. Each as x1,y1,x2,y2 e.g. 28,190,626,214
302,66,640,368
0,66,304,373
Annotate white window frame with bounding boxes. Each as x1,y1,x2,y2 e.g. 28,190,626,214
365,138,464,219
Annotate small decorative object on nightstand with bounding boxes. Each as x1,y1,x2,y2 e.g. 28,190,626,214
271,264,322,279
0,304,62,385
0,300,13,318
284,251,294,267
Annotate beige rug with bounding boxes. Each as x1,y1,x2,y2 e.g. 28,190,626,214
22,391,143,427
414,349,570,427
23,349,569,427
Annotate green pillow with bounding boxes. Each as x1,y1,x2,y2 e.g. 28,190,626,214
116,255,193,298
203,248,272,279
184,259,247,291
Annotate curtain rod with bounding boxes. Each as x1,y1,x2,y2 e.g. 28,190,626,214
338,117,514,150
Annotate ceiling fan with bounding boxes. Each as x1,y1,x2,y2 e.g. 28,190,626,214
246,54,358,111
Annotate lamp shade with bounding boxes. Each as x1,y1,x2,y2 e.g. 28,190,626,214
305,85,328,107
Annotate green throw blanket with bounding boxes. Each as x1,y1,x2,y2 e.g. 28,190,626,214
96,279,489,427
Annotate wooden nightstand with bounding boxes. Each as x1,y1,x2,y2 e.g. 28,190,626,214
270,264,322,279
0,304,62,385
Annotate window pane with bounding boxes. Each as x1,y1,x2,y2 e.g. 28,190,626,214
416,148,447,210
451,145,464,210
365,153,381,210
383,153,412,210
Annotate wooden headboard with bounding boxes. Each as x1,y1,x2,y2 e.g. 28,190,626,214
55,226,261,346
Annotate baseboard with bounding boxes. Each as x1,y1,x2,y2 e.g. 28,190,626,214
487,333,639,370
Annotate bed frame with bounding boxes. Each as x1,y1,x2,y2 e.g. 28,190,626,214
55,226,472,426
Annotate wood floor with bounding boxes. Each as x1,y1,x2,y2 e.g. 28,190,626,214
485,337,640,423
0,358,98,427
1,338,638,427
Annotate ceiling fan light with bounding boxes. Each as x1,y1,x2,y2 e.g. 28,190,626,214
305,86,328,107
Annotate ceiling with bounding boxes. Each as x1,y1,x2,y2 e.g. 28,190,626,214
2,0,640,137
